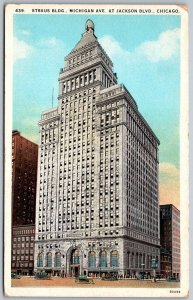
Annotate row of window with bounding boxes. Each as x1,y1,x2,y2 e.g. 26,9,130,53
41,108,58,122
13,236,34,242
124,101,157,145
127,253,159,269
66,50,95,67
62,69,97,94
102,71,114,89
37,250,119,268
12,262,33,268
37,228,121,240
12,255,33,261
99,100,120,111
12,242,34,248
61,88,96,104
12,249,34,255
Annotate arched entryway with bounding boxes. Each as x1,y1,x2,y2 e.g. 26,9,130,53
70,249,81,277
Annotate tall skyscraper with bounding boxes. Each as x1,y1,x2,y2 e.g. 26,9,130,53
160,204,180,278
34,20,160,278
11,130,38,275
12,130,38,226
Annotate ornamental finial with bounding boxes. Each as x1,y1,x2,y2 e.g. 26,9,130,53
85,19,94,33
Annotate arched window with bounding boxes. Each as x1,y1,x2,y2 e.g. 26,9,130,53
139,253,142,267
46,252,52,268
99,251,107,268
135,253,139,268
88,251,96,268
55,252,61,268
37,253,43,268
111,250,119,267
71,249,80,265
147,255,150,269
131,253,135,268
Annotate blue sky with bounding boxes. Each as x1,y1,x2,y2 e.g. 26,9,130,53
13,14,181,207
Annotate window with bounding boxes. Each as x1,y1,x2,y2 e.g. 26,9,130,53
54,252,61,267
99,251,107,267
46,252,52,268
88,251,96,268
111,250,119,267
71,249,80,264
37,253,43,267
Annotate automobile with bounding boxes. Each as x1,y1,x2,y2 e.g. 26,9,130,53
166,276,180,282
136,273,144,280
75,275,94,284
101,273,118,281
35,272,50,279
11,273,21,279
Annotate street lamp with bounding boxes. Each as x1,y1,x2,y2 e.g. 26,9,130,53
99,265,101,278
141,263,145,279
20,263,24,276
166,268,169,279
151,258,158,283
61,263,65,278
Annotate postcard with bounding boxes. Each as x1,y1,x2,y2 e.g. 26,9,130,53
4,3,189,298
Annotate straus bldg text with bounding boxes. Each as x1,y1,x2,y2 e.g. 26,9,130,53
34,19,160,278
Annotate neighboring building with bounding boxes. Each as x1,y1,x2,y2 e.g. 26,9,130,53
12,130,38,226
34,20,160,278
160,247,172,278
11,130,38,275
11,225,35,276
160,204,180,278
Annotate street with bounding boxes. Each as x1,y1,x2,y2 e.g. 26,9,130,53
12,277,180,288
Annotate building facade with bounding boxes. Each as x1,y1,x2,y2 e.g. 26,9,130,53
34,20,160,278
11,130,38,275
160,204,180,278
160,247,172,278
11,225,35,275
12,130,38,226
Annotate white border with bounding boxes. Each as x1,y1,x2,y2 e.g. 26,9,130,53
4,3,189,298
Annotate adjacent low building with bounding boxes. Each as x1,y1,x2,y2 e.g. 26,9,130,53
160,204,180,278
11,225,35,276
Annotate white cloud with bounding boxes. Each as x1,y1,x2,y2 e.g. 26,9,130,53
46,37,60,47
99,28,180,64
38,37,65,48
99,35,130,60
21,30,31,36
138,28,180,62
13,37,34,63
13,36,66,64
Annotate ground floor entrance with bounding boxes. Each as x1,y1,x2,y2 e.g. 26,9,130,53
12,269,33,276
70,265,80,277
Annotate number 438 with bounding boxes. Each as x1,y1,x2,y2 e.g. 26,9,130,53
15,9,24,13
